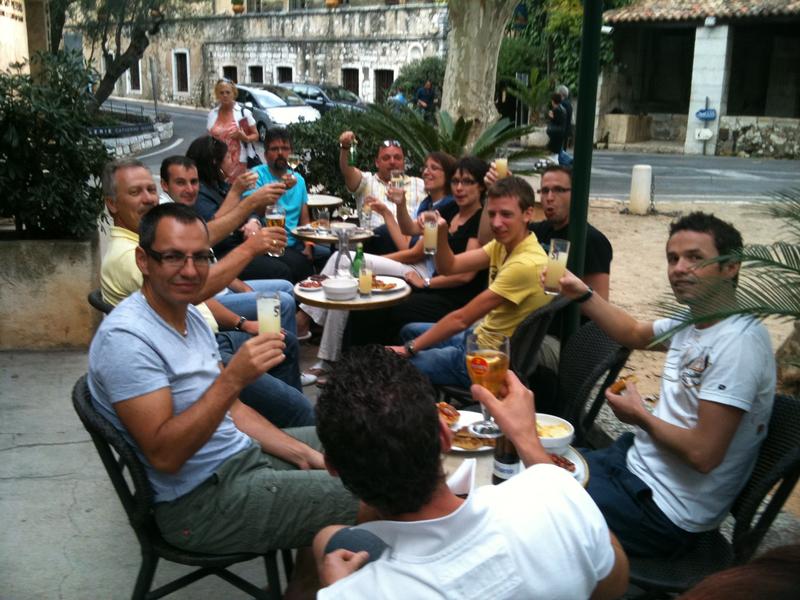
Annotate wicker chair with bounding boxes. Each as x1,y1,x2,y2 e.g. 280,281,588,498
437,295,573,408
628,394,800,596
88,289,114,315
72,375,293,600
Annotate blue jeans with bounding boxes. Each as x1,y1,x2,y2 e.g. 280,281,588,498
581,433,700,558
216,331,314,428
215,280,297,334
399,323,472,388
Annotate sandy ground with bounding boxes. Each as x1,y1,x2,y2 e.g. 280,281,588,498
586,198,799,516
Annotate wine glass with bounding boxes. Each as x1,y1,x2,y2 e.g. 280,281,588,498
465,332,509,438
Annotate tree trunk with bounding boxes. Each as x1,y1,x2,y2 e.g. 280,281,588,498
92,25,153,108
442,0,517,142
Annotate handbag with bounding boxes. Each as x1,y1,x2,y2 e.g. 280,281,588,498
246,148,262,168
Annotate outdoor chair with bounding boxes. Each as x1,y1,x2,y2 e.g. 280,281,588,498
71,375,293,600
88,289,114,315
556,320,631,443
437,295,573,408
627,394,800,596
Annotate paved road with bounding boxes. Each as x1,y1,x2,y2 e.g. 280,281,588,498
111,98,799,200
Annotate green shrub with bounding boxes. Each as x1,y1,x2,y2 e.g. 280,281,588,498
391,56,445,98
0,51,109,239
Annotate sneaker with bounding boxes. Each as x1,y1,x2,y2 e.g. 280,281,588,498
301,372,317,387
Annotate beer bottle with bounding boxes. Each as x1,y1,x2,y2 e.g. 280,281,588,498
491,434,520,485
348,138,358,166
350,242,365,278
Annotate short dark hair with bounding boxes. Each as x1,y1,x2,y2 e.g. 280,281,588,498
186,135,227,186
160,156,197,183
669,212,743,257
139,203,208,251
315,346,443,516
487,175,535,211
265,127,291,147
541,164,572,181
425,151,457,194
453,156,490,198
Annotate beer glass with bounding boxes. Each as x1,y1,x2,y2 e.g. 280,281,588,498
543,239,570,295
422,211,438,256
358,264,373,297
389,169,404,190
316,208,330,232
359,199,373,231
466,332,509,438
494,157,509,178
256,292,281,335
265,205,286,257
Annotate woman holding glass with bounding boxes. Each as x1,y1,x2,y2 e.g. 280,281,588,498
207,78,259,184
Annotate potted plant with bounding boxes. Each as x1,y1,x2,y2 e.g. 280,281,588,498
0,51,110,349
232,0,245,14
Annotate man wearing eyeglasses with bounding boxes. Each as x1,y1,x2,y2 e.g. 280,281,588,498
100,158,315,428
338,131,426,254
89,203,364,592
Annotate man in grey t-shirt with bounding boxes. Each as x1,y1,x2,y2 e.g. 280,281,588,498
88,203,363,593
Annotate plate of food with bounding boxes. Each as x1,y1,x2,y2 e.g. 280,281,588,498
371,275,406,294
448,410,496,453
298,279,324,291
550,447,588,486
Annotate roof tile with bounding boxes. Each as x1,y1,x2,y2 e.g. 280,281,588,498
605,0,800,24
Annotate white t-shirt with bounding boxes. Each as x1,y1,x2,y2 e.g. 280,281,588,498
353,171,426,228
318,461,615,599
627,315,776,532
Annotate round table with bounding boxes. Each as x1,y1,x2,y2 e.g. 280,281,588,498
291,226,373,245
307,194,344,208
294,276,411,311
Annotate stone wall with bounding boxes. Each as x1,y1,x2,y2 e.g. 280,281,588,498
717,116,800,159
101,3,447,107
101,121,174,157
649,113,686,142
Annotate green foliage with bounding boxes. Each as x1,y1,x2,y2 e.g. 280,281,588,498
0,51,110,239
653,190,800,344
391,56,446,98
357,104,543,164
501,66,551,123
497,36,542,82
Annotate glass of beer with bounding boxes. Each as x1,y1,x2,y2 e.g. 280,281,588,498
543,238,570,295
358,264,373,297
494,157,509,179
422,211,438,255
389,169,404,190
466,332,510,438
265,205,286,257
256,292,282,335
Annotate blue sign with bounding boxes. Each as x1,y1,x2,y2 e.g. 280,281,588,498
696,108,717,121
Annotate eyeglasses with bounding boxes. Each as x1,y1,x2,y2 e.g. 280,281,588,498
538,186,571,195
451,177,478,187
144,248,215,268
381,140,402,148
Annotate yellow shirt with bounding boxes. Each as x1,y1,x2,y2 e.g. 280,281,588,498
100,226,219,333
475,233,549,345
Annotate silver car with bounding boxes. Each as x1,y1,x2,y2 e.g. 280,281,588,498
236,84,321,141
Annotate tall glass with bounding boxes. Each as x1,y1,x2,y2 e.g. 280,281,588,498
265,205,286,257
358,264,373,297
316,207,330,232
494,157,509,178
422,211,438,256
543,238,570,295
389,169,404,190
466,332,510,438
359,201,373,231
256,292,281,334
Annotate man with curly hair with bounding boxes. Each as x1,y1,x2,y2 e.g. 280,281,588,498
312,346,628,599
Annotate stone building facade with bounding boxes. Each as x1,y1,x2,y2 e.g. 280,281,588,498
1,0,49,71
101,2,448,108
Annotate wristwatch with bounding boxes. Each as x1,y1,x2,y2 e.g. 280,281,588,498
234,315,247,331
404,340,417,356
576,286,594,304
423,277,431,289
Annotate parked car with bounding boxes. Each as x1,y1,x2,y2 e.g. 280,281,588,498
236,84,321,141
278,82,367,114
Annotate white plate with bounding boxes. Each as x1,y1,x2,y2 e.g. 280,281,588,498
561,447,588,487
298,281,323,292
371,276,407,294
450,411,495,453
307,194,343,207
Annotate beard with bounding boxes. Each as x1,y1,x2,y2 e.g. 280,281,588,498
273,156,289,172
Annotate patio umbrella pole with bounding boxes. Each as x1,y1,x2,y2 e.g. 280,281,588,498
562,0,603,343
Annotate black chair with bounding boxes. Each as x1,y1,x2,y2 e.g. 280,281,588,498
88,289,114,315
72,375,293,600
437,295,573,407
628,394,800,596
555,321,631,444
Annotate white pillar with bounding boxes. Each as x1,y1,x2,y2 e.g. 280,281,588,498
684,24,732,155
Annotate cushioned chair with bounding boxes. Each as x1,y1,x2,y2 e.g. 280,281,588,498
437,295,573,408
72,375,293,600
88,289,114,315
555,321,631,443
628,394,800,596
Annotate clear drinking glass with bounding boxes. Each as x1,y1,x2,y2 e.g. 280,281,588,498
422,211,438,256
264,205,286,257
316,208,330,231
543,239,570,295
256,292,281,334
465,332,510,438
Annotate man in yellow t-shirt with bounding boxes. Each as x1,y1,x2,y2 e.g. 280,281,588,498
389,176,549,387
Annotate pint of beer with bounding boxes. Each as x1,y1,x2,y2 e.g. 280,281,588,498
465,332,509,438
257,293,281,334
494,158,509,178
422,211,438,256
265,205,286,257
543,238,570,295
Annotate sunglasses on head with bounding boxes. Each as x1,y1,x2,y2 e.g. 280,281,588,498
381,140,402,148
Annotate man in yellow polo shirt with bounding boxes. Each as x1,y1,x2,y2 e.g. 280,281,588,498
389,176,549,387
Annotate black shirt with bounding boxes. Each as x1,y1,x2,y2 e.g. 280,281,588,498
529,221,612,275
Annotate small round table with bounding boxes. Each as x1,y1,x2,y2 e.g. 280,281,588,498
291,226,373,246
294,276,411,311
307,194,344,209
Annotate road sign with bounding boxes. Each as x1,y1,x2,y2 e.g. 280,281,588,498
696,108,717,121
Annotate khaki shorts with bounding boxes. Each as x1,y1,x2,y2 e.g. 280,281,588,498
154,427,358,553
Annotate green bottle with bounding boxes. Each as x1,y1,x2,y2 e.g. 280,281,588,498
350,242,365,277
348,139,358,166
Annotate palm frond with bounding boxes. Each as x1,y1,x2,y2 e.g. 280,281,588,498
767,188,800,241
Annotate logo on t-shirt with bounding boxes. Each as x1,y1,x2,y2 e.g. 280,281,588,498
681,352,709,388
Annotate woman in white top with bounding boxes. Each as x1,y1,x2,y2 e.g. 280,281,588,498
207,78,258,184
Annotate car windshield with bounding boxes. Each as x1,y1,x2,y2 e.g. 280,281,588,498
322,86,360,103
249,86,307,108
264,86,306,106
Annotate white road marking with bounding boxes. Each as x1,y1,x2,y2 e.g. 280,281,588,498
137,138,184,159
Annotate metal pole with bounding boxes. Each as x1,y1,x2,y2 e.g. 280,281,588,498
562,0,604,343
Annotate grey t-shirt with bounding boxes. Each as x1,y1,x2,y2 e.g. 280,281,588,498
88,291,252,503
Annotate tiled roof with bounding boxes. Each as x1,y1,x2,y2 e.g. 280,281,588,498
605,1,800,24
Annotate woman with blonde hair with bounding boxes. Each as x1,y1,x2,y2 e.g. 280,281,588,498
207,78,259,184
